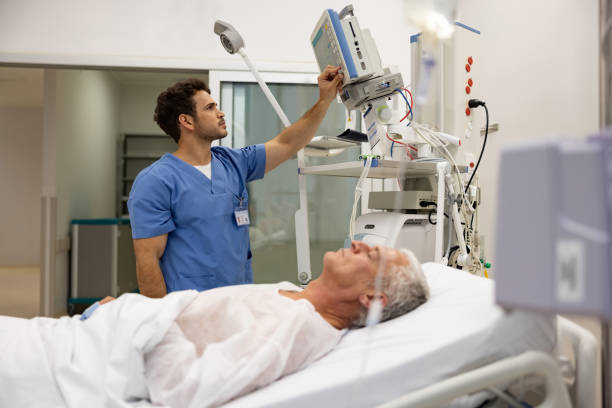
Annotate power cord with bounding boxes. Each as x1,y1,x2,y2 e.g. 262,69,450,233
464,99,489,194
419,200,466,226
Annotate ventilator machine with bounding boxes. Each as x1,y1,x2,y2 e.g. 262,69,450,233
305,4,490,279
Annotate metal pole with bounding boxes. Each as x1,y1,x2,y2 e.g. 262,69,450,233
603,322,611,408
600,3,611,405
602,0,612,128
434,162,447,262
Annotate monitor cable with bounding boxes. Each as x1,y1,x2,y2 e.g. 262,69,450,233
464,99,489,195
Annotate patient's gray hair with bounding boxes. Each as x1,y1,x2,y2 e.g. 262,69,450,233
352,248,430,327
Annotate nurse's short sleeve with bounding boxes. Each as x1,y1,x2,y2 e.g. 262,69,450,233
127,171,176,239
241,144,266,182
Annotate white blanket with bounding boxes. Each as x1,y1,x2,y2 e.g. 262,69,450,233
144,282,344,407
0,290,197,408
0,282,344,408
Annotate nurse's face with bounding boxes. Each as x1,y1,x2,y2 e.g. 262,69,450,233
191,90,228,141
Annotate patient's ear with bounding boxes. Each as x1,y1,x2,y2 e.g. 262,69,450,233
358,291,388,309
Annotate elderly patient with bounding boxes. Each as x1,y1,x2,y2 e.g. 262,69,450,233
0,242,428,408
145,241,429,407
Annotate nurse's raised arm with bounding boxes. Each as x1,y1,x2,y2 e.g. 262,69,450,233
264,66,343,173
133,234,168,298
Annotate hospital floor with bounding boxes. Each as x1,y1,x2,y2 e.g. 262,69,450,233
0,266,39,318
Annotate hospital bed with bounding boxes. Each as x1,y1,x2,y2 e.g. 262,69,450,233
226,263,598,408
0,262,596,408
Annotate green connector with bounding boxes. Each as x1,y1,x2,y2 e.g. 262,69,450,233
358,154,381,160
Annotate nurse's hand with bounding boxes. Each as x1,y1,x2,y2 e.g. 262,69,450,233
318,66,344,104
100,296,115,305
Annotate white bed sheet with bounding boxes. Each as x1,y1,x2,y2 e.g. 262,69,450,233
225,263,556,408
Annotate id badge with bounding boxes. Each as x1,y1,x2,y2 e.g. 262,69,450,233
234,209,250,226
234,197,250,226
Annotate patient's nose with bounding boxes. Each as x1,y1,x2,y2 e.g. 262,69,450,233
351,241,370,253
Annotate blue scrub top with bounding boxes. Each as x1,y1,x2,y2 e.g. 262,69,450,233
127,145,266,292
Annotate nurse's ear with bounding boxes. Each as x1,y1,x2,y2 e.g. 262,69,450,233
178,113,194,130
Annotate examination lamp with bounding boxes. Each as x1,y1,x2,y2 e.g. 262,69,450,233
213,21,245,55
213,19,291,128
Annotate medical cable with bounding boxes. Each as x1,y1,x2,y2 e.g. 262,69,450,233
444,211,453,260
385,133,417,160
470,208,476,229
464,99,488,194
413,122,480,266
349,156,373,240
393,88,413,124
412,122,475,217
419,200,451,224
416,122,478,269
412,124,470,206
401,88,414,123
385,133,418,151
402,87,413,107
416,126,464,191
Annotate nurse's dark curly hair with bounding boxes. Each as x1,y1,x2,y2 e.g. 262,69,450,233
154,79,210,143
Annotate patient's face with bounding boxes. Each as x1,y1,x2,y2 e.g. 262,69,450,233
323,241,409,285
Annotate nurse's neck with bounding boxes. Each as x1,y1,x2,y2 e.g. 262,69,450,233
173,136,213,166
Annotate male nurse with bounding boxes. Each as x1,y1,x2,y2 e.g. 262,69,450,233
128,66,343,297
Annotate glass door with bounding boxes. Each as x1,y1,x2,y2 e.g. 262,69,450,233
211,71,360,284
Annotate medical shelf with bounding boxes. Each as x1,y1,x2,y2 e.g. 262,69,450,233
306,135,360,150
117,133,176,217
299,160,468,178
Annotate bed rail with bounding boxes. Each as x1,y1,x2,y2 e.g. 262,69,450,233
557,316,599,408
376,351,571,408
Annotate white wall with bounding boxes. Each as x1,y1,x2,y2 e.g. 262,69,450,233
54,70,120,233
0,0,414,76
116,71,209,135
455,0,600,264
0,68,43,107
0,107,43,264
44,69,120,313
120,83,167,135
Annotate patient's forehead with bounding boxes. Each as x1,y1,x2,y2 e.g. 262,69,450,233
378,247,409,268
